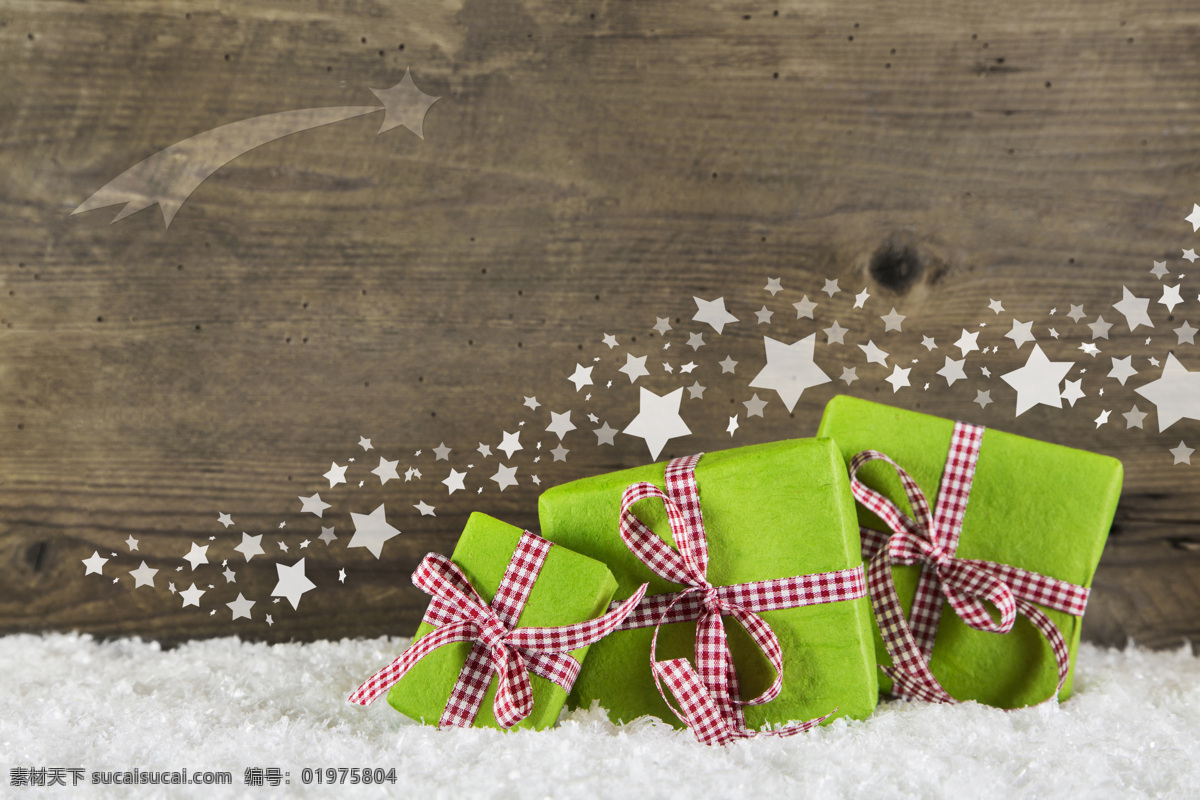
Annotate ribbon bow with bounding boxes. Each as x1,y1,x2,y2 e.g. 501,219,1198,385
849,421,1090,704
350,533,647,729
619,453,867,745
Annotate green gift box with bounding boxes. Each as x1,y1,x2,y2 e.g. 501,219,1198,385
386,513,620,730
816,395,1122,708
536,438,879,729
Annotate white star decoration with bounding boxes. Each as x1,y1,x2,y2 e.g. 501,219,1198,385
1134,354,1200,431
749,334,831,412
272,559,316,610
1000,344,1075,416
693,296,738,334
623,387,691,460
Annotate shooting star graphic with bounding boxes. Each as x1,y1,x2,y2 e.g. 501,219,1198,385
72,68,440,228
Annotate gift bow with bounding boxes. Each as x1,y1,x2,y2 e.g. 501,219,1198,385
849,421,1090,704
350,533,648,729
618,453,868,745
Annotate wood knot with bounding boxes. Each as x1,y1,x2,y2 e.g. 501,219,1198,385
869,240,924,294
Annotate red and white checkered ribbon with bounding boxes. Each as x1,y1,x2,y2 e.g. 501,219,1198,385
349,532,648,728
849,422,1090,704
617,453,868,746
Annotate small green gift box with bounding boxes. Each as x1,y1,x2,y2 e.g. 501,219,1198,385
817,395,1122,708
381,513,622,730
537,438,879,730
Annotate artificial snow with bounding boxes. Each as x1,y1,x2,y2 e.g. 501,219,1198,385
2,634,1198,798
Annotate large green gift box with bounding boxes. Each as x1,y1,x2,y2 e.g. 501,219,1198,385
537,438,879,729
817,395,1123,708
386,513,620,730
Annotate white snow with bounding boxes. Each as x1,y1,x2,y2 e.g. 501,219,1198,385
3,634,1198,798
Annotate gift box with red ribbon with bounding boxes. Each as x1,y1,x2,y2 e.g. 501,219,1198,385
537,439,879,745
349,513,645,730
817,395,1122,708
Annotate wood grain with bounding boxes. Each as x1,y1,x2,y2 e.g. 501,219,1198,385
0,0,1197,648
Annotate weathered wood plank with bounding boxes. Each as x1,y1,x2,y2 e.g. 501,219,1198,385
0,0,1197,647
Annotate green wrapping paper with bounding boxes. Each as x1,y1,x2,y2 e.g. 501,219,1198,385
537,438,879,729
386,513,619,730
817,395,1123,708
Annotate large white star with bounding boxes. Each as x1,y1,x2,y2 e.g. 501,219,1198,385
748,334,831,412
235,532,265,562
1112,286,1153,331
1134,354,1200,431
545,411,576,440
693,296,738,334
1000,344,1074,416
618,353,650,383
348,504,401,559
272,558,316,610
623,387,691,460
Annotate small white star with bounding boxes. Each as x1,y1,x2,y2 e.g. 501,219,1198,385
272,558,316,610
1067,305,1086,322
498,430,522,459
371,457,400,484
358,436,373,451
1049,328,1060,339
686,381,706,399
687,332,705,350
822,278,841,297
227,593,254,620
546,411,576,440
988,299,1005,314
1184,248,1198,263
880,308,906,332
1123,405,1148,429
693,296,739,334
680,361,698,373
414,501,436,516
854,289,870,308
125,535,139,552
764,278,783,295
82,551,109,576
975,389,993,408
743,394,768,418
755,305,774,324
793,296,817,319
1187,203,1200,231
937,357,967,386
824,321,848,345
432,442,452,460
1005,320,1037,349
298,494,331,518
551,444,569,462
1079,342,1100,357
319,526,337,544
1159,284,1184,313
885,365,911,393
1170,441,1194,465
594,422,618,445
183,542,209,570
1108,356,1138,386
348,504,401,559
1176,321,1197,345
1112,286,1154,331
727,415,739,436
323,462,348,488
217,512,234,528
954,329,980,357
719,356,738,373
491,464,520,491
404,466,421,481
1094,409,1111,428
524,396,541,410
618,353,650,383
858,340,889,366
568,363,594,391
653,317,672,336
443,469,467,494
180,584,205,608
129,561,158,588
1150,260,1171,279
921,336,937,351
840,366,858,385
623,386,692,460
1060,379,1085,407
602,333,619,349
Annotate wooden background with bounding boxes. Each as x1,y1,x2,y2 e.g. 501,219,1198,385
1,0,1197,648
